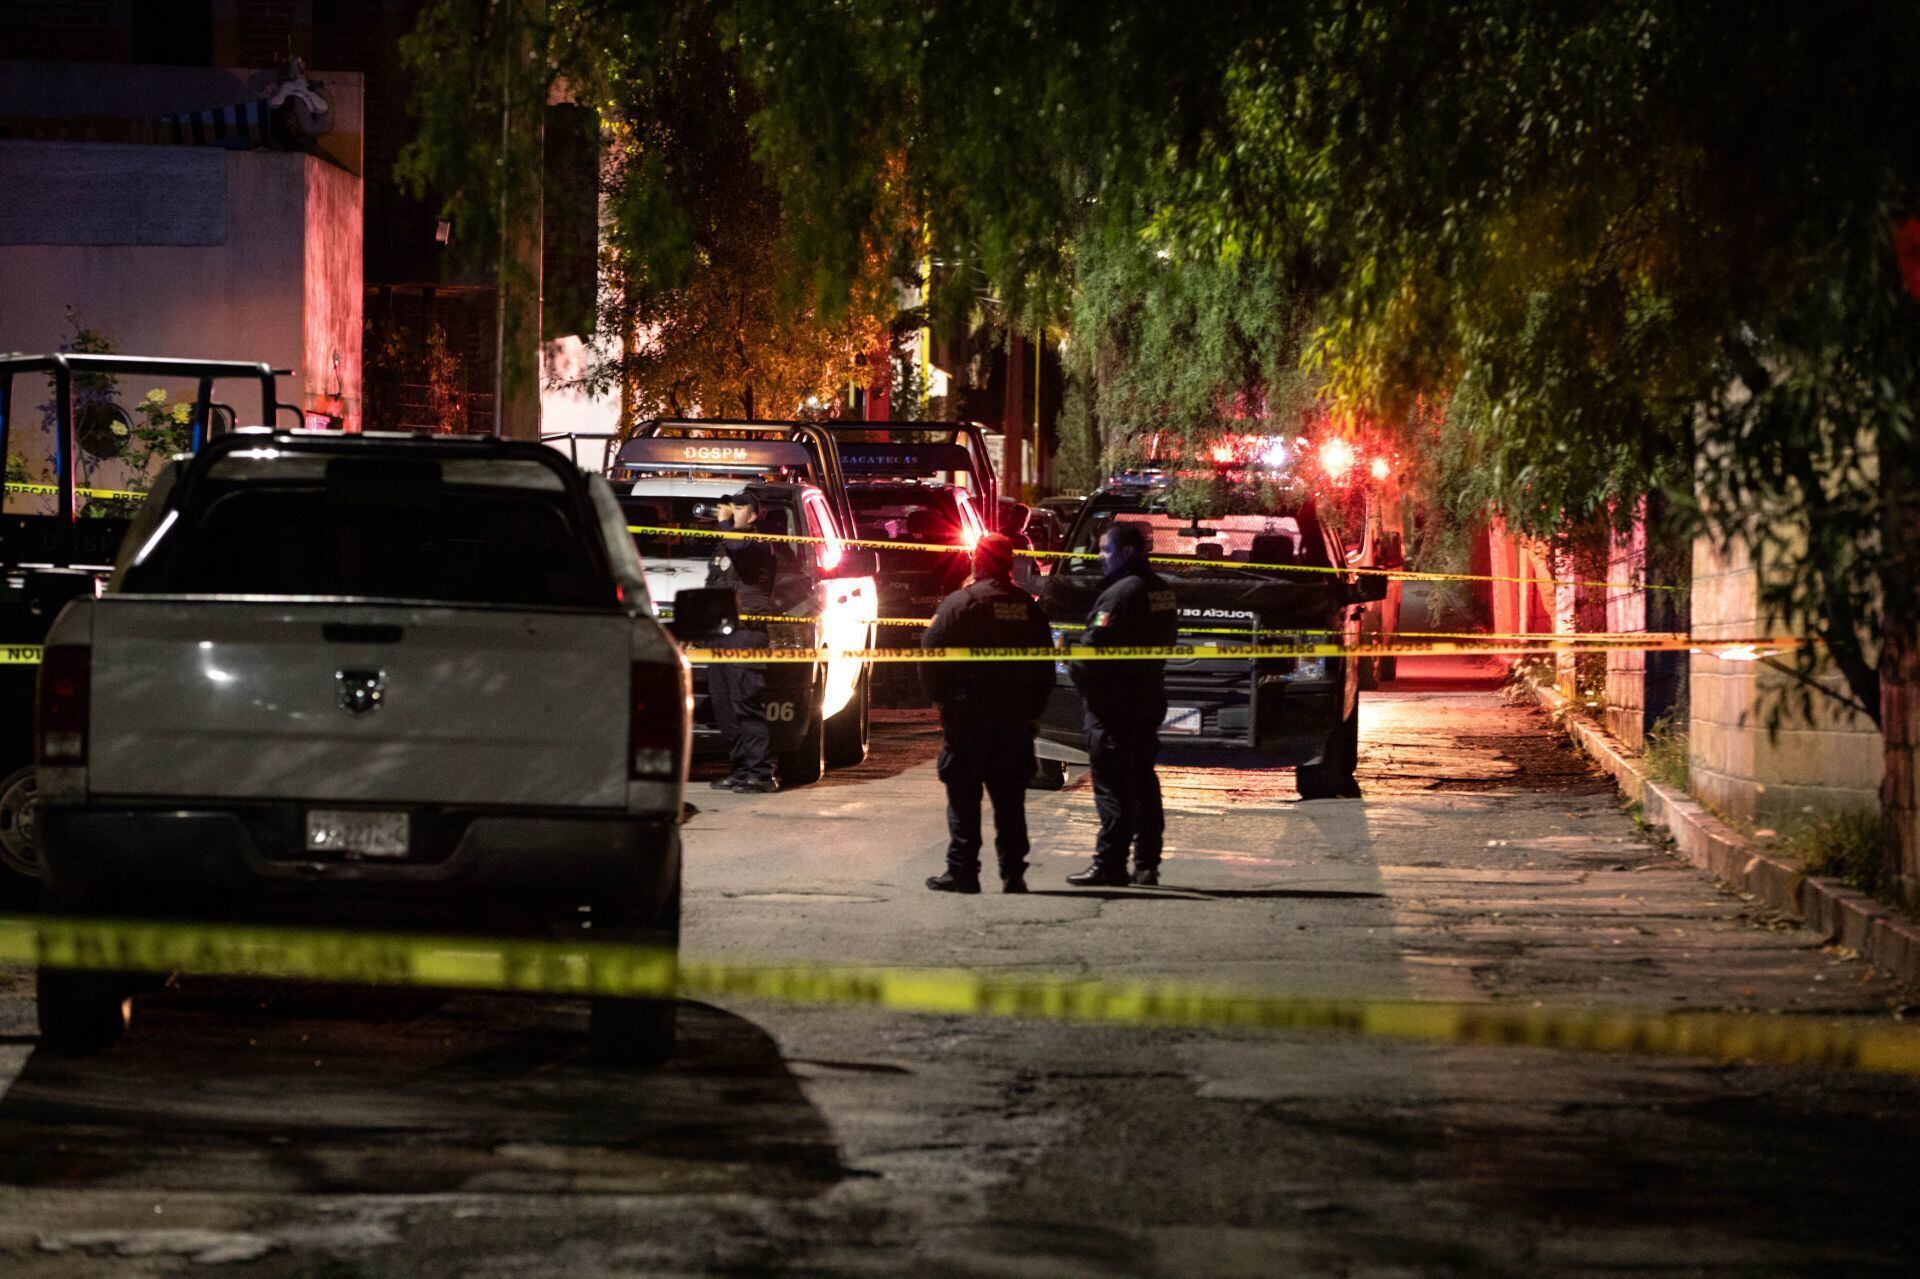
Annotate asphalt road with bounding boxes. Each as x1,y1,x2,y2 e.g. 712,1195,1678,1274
1,663,1916,1276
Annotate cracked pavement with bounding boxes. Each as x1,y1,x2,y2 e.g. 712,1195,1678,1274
0,668,1915,1275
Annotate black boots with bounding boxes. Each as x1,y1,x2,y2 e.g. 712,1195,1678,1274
1065,862,1131,888
928,871,1029,893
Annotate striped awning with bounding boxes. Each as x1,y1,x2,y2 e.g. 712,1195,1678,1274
152,98,272,149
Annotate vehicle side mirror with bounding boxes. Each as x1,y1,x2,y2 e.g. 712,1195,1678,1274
1347,574,1390,605
832,548,879,578
670,587,740,642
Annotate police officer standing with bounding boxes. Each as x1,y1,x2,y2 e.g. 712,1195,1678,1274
707,493,780,793
1067,521,1179,886
921,533,1055,894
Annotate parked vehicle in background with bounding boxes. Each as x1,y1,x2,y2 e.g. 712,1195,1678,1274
815,427,999,704
1036,494,1086,537
1,353,290,905
846,476,986,608
34,429,700,1065
612,422,878,780
1036,447,1391,799
815,422,999,512
1026,503,1070,554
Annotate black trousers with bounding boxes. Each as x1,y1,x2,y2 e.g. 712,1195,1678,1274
709,655,773,783
1086,712,1164,871
938,714,1036,880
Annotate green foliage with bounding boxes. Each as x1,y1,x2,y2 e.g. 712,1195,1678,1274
4,452,29,486
398,1,897,421
732,1,1918,729
1643,711,1690,793
886,331,931,423
1052,377,1102,494
588,19,897,420
401,3,1920,742
1062,224,1313,458
80,388,194,517
1785,809,1890,903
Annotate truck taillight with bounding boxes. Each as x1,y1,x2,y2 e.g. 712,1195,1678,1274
37,644,90,765
630,660,690,779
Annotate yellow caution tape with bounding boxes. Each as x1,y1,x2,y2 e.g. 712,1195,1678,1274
1,636,1799,668
626,522,1677,594
3,914,1915,1076
753,612,1710,643
683,638,1808,664
3,482,148,502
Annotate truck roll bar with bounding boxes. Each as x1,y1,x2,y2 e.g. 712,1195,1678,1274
0,353,279,524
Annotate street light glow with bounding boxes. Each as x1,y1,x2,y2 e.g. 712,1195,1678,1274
1319,438,1355,479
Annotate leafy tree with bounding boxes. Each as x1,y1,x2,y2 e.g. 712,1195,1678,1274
724,0,1920,902
401,2,1920,896
396,0,899,423
1062,224,1311,450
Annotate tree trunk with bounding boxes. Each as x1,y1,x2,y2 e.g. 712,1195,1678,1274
1885,626,1920,909
492,3,545,442
1002,332,1027,499
1883,438,1920,909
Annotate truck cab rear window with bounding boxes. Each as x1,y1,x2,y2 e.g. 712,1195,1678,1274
1067,505,1340,579
122,460,612,608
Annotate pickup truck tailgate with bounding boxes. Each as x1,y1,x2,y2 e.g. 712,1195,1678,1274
87,600,631,808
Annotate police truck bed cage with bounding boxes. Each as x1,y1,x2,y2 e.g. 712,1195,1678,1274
620,419,867,535
3,354,294,840
811,422,998,513
2,352,290,558
615,435,816,478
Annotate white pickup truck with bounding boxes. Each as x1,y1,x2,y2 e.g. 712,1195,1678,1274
33,430,715,1065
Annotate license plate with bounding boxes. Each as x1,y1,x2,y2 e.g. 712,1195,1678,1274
305,809,410,858
1162,706,1203,735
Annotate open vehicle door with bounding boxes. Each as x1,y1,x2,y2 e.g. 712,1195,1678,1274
812,421,998,513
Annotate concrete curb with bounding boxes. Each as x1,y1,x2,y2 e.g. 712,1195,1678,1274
1528,678,1920,990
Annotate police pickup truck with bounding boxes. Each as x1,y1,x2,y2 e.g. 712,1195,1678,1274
33,429,705,1064
2,353,292,904
1037,472,1389,799
609,422,879,782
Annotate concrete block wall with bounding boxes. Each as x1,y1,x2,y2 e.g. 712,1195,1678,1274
0,140,362,493
1605,518,1649,749
1688,533,1881,827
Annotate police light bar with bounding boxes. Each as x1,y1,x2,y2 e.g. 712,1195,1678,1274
837,443,975,477
614,437,814,474
1103,466,1175,490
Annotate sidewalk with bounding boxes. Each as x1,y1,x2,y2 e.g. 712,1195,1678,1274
1379,653,1510,692
1528,675,1920,989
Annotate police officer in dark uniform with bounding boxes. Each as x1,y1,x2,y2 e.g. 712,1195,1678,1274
921,533,1055,894
707,493,781,793
1067,520,1179,886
